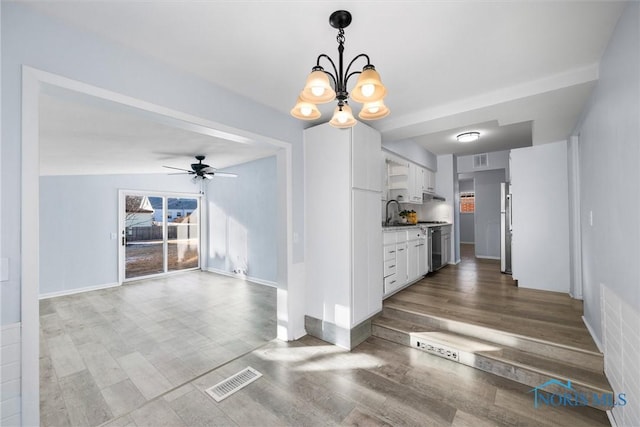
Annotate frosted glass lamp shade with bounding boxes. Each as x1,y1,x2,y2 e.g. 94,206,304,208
300,70,336,104
329,104,357,128
351,67,387,103
358,99,390,120
290,97,321,120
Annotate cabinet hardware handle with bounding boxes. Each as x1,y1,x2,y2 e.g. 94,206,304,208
398,248,405,251
390,280,396,284
389,265,395,268
389,250,395,253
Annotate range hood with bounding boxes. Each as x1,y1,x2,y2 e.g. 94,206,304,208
423,192,446,202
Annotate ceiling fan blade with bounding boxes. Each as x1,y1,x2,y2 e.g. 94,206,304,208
201,166,216,173
203,174,214,180
163,165,192,172
168,172,192,175
213,172,238,178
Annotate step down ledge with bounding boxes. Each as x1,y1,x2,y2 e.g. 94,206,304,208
382,304,604,370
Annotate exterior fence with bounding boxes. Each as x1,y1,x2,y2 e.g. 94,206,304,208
126,224,198,242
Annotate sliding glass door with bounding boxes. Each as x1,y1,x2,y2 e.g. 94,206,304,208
122,192,200,280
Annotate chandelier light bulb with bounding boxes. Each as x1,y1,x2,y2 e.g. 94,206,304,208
300,106,313,116
311,86,325,97
361,83,376,98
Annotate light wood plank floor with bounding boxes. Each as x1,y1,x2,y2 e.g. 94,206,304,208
386,243,598,353
39,271,277,426
40,251,609,426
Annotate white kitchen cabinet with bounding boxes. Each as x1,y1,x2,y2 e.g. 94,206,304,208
418,239,428,275
441,226,451,266
424,169,436,194
408,163,423,203
304,122,383,349
394,240,408,292
407,236,419,281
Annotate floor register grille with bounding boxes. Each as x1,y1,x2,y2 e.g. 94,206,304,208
205,367,263,402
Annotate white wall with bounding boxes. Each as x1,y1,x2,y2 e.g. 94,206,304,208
510,141,570,292
206,156,278,284
39,174,197,296
575,1,639,355
1,323,21,427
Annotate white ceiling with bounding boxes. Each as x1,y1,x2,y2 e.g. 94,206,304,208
30,1,626,173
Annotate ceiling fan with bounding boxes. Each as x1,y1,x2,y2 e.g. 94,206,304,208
163,155,238,180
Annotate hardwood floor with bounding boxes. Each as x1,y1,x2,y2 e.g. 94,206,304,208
389,243,597,352
39,250,609,426
39,271,277,426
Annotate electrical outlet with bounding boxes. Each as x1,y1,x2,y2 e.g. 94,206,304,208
410,336,459,362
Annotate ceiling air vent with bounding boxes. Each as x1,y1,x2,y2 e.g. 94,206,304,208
473,153,488,169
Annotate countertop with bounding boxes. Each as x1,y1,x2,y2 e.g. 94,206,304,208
382,222,451,230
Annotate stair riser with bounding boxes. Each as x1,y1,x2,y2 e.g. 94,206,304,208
382,307,604,372
372,323,612,411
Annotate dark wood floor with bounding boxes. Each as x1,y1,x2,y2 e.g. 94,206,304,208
386,243,598,353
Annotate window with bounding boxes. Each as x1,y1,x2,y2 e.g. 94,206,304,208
460,192,475,213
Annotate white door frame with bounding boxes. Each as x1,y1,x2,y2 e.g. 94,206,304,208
21,66,299,425
568,135,583,299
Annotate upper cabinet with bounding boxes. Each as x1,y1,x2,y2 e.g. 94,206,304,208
385,152,435,203
352,124,382,192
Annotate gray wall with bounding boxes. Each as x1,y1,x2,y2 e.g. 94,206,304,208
576,2,639,342
206,156,277,283
457,150,510,178
459,179,475,243
473,169,505,258
1,2,304,324
39,174,196,295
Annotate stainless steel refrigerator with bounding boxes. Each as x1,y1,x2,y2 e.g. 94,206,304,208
500,182,512,274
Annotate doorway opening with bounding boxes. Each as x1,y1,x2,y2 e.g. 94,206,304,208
122,193,201,281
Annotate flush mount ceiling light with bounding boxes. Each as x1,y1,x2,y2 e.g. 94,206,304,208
457,132,480,143
290,10,390,128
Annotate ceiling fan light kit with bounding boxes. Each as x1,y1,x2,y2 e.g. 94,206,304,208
163,155,238,180
291,10,389,128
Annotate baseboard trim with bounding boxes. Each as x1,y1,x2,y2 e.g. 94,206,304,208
205,267,277,288
582,315,603,353
606,410,619,427
475,255,500,260
39,282,120,300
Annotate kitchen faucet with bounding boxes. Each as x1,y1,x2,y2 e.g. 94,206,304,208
385,199,401,226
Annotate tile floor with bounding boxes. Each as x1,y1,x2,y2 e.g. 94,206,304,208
39,271,276,426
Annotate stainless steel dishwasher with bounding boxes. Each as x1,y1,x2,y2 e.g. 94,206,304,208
430,226,442,271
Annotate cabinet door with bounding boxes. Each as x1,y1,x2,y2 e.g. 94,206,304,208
352,124,382,192
424,170,435,194
395,241,408,286
352,190,383,325
442,232,451,266
417,240,427,275
407,239,419,281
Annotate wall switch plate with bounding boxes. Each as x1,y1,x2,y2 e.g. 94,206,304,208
589,211,593,227
1,258,9,282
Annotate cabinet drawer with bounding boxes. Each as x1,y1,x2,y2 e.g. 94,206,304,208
383,245,396,261
384,259,397,277
384,274,399,294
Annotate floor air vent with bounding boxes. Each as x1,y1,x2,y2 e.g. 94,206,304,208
410,336,460,362
205,367,262,402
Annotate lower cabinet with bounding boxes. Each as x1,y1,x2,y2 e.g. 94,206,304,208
442,226,451,266
383,228,428,297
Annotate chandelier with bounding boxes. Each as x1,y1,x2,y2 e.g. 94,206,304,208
290,10,390,128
